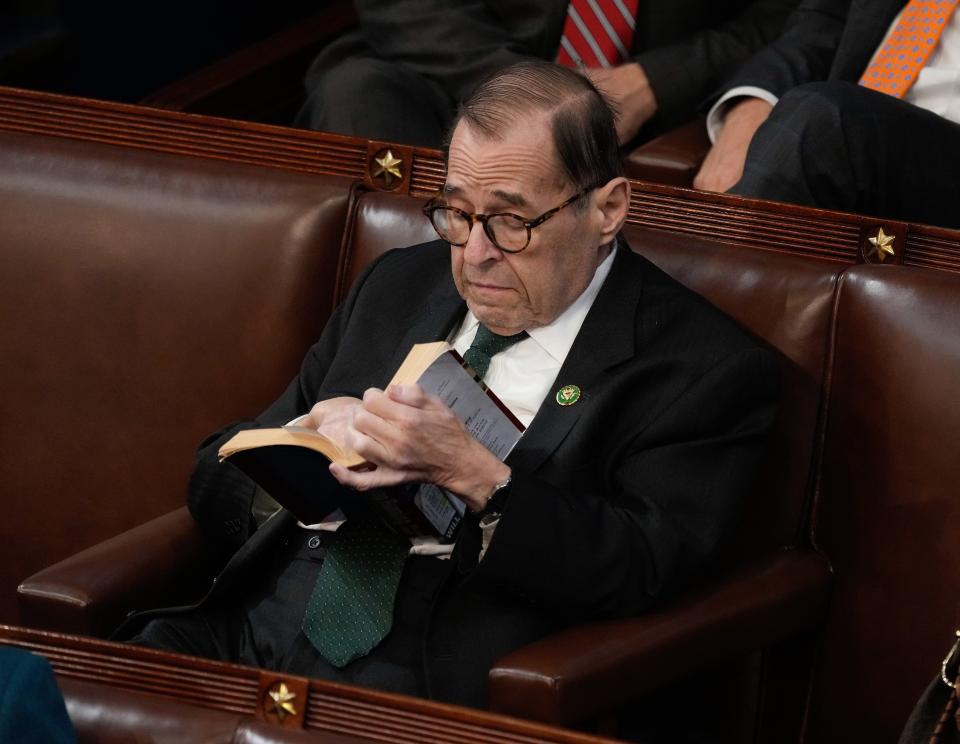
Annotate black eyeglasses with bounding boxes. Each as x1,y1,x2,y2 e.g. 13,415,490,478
422,187,595,254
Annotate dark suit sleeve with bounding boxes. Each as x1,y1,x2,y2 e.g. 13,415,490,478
712,0,852,99
473,346,779,620
637,0,799,122
185,256,386,555
353,0,552,103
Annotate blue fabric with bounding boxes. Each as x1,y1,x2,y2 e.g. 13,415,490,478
0,648,76,744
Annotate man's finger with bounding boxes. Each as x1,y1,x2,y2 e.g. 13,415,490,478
385,383,429,405
343,425,396,467
361,386,417,419
329,461,414,491
386,385,450,415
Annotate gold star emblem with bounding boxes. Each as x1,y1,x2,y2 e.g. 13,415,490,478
867,227,896,263
267,682,297,721
371,149,403,186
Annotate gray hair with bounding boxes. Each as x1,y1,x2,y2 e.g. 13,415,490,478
449,60,624,194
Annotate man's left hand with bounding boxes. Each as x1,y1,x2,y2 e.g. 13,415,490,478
587,63,657,144
328,384,510,512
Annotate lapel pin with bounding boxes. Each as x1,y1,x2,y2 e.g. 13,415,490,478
556,384,581,406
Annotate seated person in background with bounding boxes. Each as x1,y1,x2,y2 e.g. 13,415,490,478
694,0,960,229
124,61,779,710
296,0,798,148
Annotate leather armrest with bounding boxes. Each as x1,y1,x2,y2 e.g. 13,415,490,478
624,118,712,187
18,507,213,638
487,549,832,726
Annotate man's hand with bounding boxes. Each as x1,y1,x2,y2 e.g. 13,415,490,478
693,98,773,193
587,63,657,144
302,396,364,446
328,385,510,512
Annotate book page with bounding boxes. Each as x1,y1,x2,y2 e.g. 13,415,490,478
416,351,524,459
410,350,525,537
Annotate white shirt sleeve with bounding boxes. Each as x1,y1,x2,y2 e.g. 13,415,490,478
706,86,780,143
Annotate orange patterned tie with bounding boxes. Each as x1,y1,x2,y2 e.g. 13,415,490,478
859,0,959,97
556,0,640,69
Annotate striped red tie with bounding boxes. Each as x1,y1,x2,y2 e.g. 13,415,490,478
556,0,640,69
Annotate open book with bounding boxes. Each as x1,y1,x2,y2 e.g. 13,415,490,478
218,341,524,539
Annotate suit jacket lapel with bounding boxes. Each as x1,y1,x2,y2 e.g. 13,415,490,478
506,244,643,476
835,0,905,80
381,271,466,383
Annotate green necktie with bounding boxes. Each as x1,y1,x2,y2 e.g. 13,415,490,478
302,516,409,667
302,323,528,667
462,324,528,380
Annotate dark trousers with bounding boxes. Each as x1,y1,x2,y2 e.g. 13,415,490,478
130,525,451,698
730,81,960,229
294,32,454,148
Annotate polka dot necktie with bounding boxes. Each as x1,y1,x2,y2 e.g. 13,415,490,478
302,516,409,668
556,0,640,69
462,324,529,381
859,0,959,98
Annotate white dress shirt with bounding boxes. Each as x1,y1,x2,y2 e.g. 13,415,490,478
707,8,960,141
449,247,616,427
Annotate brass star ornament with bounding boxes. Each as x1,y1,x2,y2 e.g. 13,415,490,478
267,682,298,720
372,149,403,186
867,227,896,263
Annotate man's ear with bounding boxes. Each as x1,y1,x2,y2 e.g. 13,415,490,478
593,176,631,244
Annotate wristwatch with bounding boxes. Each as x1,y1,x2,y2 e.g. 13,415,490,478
478,474,512,523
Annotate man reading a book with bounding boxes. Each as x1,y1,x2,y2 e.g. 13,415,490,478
125,60,779,710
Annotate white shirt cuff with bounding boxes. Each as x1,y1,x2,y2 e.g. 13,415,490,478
706,86,780,143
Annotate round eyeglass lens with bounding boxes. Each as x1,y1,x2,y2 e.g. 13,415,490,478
487,214,528,251
432,208,469,244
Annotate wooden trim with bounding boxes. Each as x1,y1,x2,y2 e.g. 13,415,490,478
0,625,618,743
1,86,958,272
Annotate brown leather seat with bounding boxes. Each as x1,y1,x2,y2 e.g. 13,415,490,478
803,266,960,741
0,130,354,624
23,85,960,739
17,187,837,736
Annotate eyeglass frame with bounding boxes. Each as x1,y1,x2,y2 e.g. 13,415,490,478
421,185,598,254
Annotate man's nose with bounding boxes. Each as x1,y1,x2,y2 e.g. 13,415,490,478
462,221,501,265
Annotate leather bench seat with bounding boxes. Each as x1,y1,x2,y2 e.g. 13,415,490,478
804,267,960,742
5,94,960,739
0,130,353,625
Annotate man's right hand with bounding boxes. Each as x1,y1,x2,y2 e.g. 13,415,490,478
694,98,773,193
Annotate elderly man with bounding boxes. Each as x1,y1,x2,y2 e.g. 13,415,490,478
125,61,778,709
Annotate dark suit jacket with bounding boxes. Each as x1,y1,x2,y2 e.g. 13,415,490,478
177,239,778,707
344,0,798,129
723,0,906,95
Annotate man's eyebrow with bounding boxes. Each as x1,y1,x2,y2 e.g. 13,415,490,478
440,184,529,209
491,190,528,209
